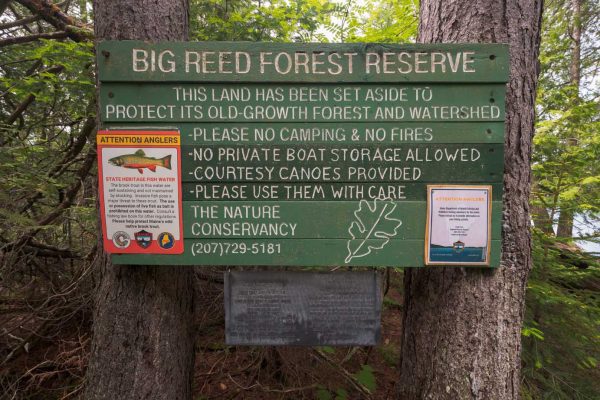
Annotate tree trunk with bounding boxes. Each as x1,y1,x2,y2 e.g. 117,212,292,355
398,1,543,399
85,2,195,399
556,0,581,239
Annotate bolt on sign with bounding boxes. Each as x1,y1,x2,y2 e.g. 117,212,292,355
96,42,508,267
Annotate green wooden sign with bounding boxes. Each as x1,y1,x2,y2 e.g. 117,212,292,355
176,122,506,144
97,42,509,83
97,41,508,267
176,201,502,239
100,83,505,122
180,182,504,201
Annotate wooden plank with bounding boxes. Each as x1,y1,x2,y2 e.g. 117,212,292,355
178,122,506,144
182,167,503,183
182,182,504,201
180,143,503,166
180,144,504,183
102,122,506,144
97,41,509,83
181,200,502,239
99,83,506,123
111,238,501,267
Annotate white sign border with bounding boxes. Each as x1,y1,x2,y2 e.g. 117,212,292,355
424,184,492,266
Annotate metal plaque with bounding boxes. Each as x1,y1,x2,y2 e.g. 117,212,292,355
225,271,382,346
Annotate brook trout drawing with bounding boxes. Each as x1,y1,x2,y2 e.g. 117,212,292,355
108,149,171,174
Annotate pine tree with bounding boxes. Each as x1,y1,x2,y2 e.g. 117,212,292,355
398,0,543,398
84,1,195,399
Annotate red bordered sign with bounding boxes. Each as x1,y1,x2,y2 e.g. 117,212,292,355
97,130,184,254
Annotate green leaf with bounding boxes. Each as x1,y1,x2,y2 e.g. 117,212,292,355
318,346,336,354
522,327,545,341
353,365,376,393
335,388,348,400
316,387,332,400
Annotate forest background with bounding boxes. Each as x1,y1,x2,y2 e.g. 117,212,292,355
0,0,598,399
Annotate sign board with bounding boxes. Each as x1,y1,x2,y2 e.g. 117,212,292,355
225,271,381,345
96,41,508,267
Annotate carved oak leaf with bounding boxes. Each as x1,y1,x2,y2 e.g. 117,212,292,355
345,198,403,263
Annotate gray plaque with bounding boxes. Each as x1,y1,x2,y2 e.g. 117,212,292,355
224,271,382,346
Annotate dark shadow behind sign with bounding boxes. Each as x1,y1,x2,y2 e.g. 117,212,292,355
225,271,382,346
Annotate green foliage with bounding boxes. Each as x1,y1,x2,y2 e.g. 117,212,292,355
0,38,96,251
353,364,376,392
383,295,402,309
522,326,545,341
316,386,333,400
1,3,97,397
190,0,419,44
347,0,419,43
318,346,336,354
316,387,349,400
378,343,400,367
524,2,600,398
532,0,600,237
314,364,375,399
190,0,336,42
334,387,348,399
522,235,600,399
532,100,600,232
315,385,348,400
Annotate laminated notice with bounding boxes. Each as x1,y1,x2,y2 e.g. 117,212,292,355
97,130,184,254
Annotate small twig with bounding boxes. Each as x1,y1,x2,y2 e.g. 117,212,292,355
8,4,34,33
0,30,68,47
195,270,225,284
227,374,260,391
5,93,36,124
4,145,95,252
227,374,319,394
384,268,390,295
15,0,93,42
1,321,50,366
341,346,361,364
0,15,41,30
312,348,373,398
363,347,373,365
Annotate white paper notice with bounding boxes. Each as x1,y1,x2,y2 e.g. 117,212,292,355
425,185,491,265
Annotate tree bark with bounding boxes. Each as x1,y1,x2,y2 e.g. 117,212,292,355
556,0,581,239
398,1,543,399
85,2,195,399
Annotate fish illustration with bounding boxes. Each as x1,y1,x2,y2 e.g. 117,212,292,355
108,149,171,174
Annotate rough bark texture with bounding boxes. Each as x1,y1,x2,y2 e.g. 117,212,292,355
85,1,195,399
398,1,543,399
